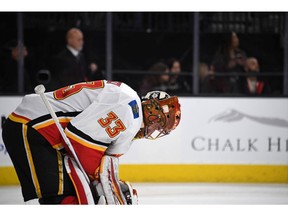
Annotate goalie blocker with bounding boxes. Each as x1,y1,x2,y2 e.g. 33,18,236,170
93,155,138,205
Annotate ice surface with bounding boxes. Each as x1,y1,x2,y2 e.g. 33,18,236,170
1,183,288,205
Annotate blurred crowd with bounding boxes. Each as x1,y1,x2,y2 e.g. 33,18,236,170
0,29,276,96
0,28,104,94
199,31,271,95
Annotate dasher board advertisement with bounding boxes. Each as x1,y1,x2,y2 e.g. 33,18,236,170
121,97,288,165
1,97,288,167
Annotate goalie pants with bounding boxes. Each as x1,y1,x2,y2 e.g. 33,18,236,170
2,118,76,203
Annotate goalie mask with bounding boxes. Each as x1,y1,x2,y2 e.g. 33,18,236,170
135,91,181,140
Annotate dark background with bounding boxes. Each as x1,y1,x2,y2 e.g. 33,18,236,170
0,12,285,94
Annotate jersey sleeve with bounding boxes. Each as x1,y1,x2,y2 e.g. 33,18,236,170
104,130,136,156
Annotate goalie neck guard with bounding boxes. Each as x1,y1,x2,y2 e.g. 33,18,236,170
135,91,181,140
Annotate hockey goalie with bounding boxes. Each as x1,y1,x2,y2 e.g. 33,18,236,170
2,80,181,204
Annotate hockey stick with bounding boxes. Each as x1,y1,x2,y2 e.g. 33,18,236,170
34,84,90,184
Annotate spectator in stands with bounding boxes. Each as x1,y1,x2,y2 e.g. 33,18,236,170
50,28,101,89
198,62,229,94
239,57,271,95
198,62,218,93
138,62,169,95
211,31,247,93
0,39,34,93
165,58,191,95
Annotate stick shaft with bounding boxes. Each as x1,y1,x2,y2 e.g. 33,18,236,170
38,91,90,183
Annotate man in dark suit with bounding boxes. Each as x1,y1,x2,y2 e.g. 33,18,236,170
51,28,101,89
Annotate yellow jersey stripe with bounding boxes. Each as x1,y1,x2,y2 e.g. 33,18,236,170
57,150,64,195
33,117,71,130
8,113,30,124
68,172,81,204
22,124,42,198
65,129,107,152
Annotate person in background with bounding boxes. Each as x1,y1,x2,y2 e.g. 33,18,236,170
239,57,271,95
138,62,170,95
211,31,247,93
50,28,101,89
165,58,191,95
198,62,230,94
0,39,34,93
198,62,218,94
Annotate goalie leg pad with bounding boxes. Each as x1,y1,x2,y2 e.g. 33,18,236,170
60,196,78,204
119,181,138,205
64,155,95,204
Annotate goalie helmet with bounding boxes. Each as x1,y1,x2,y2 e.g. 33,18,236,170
135,91,181,139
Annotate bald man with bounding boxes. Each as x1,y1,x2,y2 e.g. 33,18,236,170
239,57,271,95
244,57,259,73
66,28,84,53
51,28,100,89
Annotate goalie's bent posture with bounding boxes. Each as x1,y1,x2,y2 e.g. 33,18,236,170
2,80,181,204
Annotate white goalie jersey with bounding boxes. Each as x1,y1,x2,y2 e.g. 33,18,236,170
9,80,143,178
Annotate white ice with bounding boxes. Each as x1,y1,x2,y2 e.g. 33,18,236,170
1,183,288,205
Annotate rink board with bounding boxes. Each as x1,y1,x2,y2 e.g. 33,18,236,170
119,164,288,183
1,96,288,184
1,164,288,185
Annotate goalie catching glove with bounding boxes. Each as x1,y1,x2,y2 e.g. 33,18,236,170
93,155,138,205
